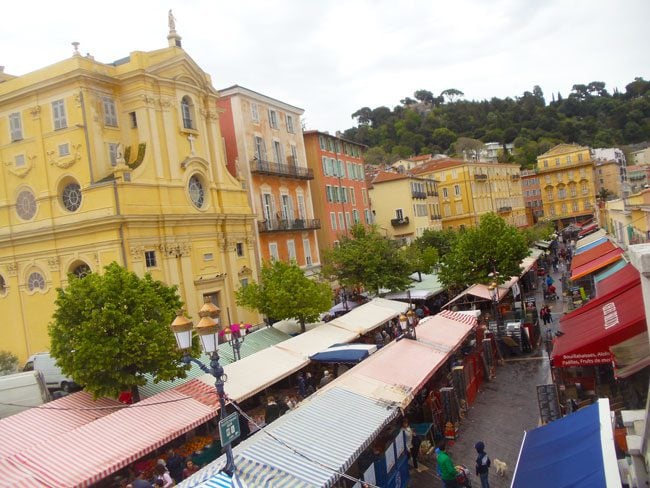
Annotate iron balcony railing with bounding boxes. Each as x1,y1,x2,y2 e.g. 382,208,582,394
411,191,427,199
430,214,442,220
250,158,314,180
258,218,321,233
474,174,488,181
427,190,439,197
390,216,410,226
497,206,513,213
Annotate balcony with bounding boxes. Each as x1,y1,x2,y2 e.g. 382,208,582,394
511,174,521,180
258,218,320,233
430,214,442,220
427,190,439,197
474,174,488,181
250,158,314,180
390,216,410,227
411,191,427,199
497,206,512,213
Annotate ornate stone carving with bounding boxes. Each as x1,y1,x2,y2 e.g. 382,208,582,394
47,144,82,169
5,154,36,178
164,241,192,257
47,257,60,270
238,265,252,277
200,109,218,120
141,95,157,106
73,93,82,108
5,262,17,276
30,105,41,119
158,98,172,109
129,245,145,261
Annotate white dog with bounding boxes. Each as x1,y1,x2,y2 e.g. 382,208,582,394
493,458,508,476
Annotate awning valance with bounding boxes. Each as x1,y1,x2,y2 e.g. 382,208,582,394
512,399,620,487
570,249,624,281
309,343,377,364
0,391,122,461
552,282,647,367
571,241,618,270
5,390,217,487
443,276,518,308
610,332,650,379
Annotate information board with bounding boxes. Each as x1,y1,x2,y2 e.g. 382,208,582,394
218,412,241,446
536,384,561,424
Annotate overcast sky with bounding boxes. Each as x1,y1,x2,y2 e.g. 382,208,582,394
2,0,648,133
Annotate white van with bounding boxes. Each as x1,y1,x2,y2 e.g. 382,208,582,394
23,352,77,392
0,370,51,419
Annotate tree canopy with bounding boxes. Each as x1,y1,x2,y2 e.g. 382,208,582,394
438,213,529,292
344,78,650,168
236,260,332,333
322,224,411,295
49,263,186,399
0,351,18,376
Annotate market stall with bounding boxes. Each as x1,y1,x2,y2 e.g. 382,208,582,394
327,298,408,335
512,399,620,488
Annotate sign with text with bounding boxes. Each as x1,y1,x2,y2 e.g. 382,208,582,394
218,412,241,446
537,384,561,424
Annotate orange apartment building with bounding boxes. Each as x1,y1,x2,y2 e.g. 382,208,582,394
217,86,320,273
303,131,370,252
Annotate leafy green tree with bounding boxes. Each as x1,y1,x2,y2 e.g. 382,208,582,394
0,351,19,376
431,127,457,151
401,243,438,280
453,137,484,160
439,213,529,292
414,228,458,257
441,88,465,103
322,224,411,295
414,89,436,105
236,260,331,333
521,222,554,247
49,263,185,400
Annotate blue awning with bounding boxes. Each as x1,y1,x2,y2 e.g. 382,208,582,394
574,236,608,254
309,343,377,364
195,472,248,488
512,399,620,487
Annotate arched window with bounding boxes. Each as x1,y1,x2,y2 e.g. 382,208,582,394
27,271,45,291
188,174,205,209
0,275,7,296
181,96,195,130
62,182,82,212
71,263,91,278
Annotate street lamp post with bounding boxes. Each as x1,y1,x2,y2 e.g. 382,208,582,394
223,324,247,361
170,301,236,474
398,310,417,340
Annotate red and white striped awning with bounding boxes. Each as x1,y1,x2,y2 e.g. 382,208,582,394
0,391,122,460
5,389,217,487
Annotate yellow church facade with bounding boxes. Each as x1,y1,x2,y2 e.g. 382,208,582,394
0,40,259,361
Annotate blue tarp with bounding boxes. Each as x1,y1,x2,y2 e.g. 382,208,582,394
512,402,610,488
309,343,377,364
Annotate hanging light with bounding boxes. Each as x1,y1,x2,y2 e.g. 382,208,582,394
223,326,232,342
200,296,220,322
170,310,193,350
240,323,247,336
196,310,220,354
406,309,416,326
399,314,408,331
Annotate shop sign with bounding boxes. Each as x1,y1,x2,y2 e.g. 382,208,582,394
219,412,241,446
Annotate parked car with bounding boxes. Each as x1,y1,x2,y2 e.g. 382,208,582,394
0,370,51,419
23,352,78,392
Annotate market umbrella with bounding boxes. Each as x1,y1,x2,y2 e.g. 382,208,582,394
309,343,377,364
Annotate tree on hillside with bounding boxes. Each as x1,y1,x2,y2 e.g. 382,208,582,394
236,260,331,333
322,224,411,295
441,88,465,103
49,263,186,400
439,213,529,292
414,89,438,106
453,137,485,161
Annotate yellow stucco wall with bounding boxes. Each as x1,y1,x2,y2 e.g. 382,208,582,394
536,144,597,222
0,47,260,362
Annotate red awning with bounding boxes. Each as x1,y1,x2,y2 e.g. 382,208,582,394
0,391,122,461
570,249,624,281
5,389,216,487
571,241,617,271
552,282,647,368
595,263,639,298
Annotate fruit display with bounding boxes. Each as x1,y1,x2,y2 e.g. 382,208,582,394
177,435,213,458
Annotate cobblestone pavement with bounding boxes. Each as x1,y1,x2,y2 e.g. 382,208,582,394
409,265,566,488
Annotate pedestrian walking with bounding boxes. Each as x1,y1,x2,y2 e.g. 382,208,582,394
164,449,184,484
297,372,307,398
436,441,459,488
474,441,491,488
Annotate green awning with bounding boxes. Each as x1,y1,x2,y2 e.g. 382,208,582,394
594,259,628,283
138,327,291,399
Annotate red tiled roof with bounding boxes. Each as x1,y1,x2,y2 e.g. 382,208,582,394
372,171,409,184
410,158,464,175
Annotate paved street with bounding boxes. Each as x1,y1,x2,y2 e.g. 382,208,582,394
409,264,565,487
